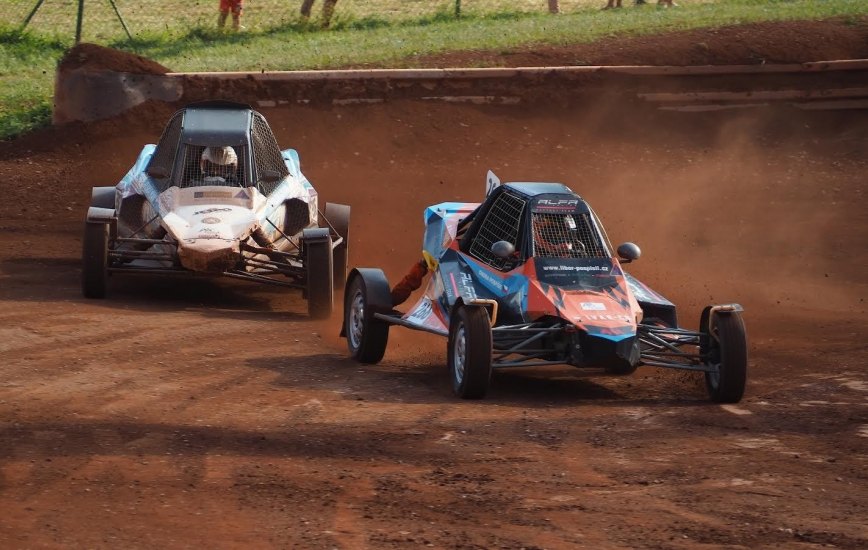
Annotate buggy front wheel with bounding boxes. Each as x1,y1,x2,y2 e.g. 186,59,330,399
305,234,334,319
82,222,109,299
448,305,493,399
704,312,748,403
344,276,389,363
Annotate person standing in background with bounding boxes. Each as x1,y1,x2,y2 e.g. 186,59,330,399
218,0,244,31
300,0,339,28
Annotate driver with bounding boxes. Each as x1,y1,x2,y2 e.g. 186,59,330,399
200,146,239,184
533,214,586,258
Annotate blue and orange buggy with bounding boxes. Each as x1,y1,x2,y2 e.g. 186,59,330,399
342,172,747,402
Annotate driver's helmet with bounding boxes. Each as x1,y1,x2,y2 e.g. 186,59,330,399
200,146,238,181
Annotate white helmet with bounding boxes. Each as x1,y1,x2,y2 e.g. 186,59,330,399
201,146,237,168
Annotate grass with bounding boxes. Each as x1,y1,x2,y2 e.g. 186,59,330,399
1,0,866,140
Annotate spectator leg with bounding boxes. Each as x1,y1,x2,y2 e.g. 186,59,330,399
322,0,338,28
300,0,315,18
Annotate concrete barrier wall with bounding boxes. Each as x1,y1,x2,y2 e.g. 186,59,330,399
54,60,868,124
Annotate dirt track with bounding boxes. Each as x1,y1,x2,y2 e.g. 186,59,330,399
2,23,868,549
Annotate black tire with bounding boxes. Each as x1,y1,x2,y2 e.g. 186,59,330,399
306,238,333,319
704,313,748,403
447,306,493,399
344,276,389,363
324,203,350,290
82,222,109,299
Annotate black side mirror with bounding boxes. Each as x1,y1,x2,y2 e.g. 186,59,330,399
617,242,641,263
147,166,169,179
260,169,282,184
491,240,515,259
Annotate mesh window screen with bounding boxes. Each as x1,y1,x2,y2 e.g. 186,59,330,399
147,112,183,192
532,212,608,259
177,145,247,188
469,192,526,271
252,113,289,195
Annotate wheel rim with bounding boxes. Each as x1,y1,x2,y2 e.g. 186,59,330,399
348,290,365,350
453,321,467,385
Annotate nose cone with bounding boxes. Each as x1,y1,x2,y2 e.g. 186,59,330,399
178,238,240,273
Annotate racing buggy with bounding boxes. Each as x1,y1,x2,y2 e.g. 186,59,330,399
81,101,349,318
341,172,747,402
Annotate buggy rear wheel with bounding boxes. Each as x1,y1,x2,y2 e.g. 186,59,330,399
448,305,493,399
345,276,389,363
704,313,748,403
82,222,109,299
306,236,333,319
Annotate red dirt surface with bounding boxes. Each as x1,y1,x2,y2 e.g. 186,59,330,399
1,21,867,549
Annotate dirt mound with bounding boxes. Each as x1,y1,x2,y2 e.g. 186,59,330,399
57,42,171,75
396,17,868,68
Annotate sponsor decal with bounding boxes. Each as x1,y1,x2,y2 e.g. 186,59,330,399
194,191,233,199
473,265,502,290
201,217,221,224
407,298,434,324
542,264,606,272
580,302,606,311
585,313,632,323
457,272,477,298
536,199,579,207
448,272,460,299
194,207,232,215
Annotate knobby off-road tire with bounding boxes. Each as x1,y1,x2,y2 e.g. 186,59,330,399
704,313,748,403
448,305,493,399
306,238,334,319
344,276,389,363
82,222,109,299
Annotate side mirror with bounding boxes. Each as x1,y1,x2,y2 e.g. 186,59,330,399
491,240,515,259
147,166,169,179
617,242,641,263
260,169,281,184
